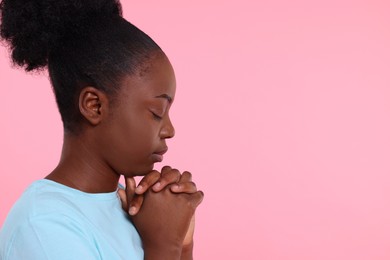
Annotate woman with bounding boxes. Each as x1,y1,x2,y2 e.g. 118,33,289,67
0,0,204,259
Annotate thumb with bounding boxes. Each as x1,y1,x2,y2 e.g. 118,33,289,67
191,190,205,208
125,177,136,207
118,188,128,211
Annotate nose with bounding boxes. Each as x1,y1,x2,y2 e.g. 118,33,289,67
160,115,175,139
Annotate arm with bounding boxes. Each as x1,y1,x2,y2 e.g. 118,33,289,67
143,244,182,260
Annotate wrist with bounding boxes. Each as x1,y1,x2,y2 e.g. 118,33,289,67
180,242,194,260
144,242,182,260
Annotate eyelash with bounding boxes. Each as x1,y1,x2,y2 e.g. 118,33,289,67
151,111,163,120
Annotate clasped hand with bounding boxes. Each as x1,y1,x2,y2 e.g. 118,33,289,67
118,166,204,251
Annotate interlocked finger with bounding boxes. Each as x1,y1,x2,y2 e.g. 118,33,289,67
135,170,160,195
152,168,181,192
178,171,192,183
170,181,197,194
161,165,172,175
128,194,144,216
125,177,136,204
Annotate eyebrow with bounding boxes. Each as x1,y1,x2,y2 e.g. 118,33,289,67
155,94,173,103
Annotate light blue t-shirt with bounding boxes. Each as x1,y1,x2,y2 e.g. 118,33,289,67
0,179,143,259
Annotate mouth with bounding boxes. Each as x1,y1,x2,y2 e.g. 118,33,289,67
152,147,168,162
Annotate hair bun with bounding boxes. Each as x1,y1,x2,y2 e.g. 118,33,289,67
0,0,122,71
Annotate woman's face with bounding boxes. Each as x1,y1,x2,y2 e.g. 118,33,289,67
99,53,176,177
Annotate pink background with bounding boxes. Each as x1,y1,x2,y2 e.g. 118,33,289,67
1,0,390,259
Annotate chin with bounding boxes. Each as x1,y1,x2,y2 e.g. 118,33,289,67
122,164,155,177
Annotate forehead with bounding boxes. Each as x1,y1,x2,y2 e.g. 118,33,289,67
120,53,176,101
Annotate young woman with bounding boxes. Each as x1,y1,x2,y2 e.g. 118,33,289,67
0,0,204,259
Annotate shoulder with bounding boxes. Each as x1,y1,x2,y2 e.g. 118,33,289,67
5,179,88,219
0,180,93,243
1,214,100,260
0,180,99,259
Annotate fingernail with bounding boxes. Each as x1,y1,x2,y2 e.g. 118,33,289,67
153,182,161,190
171,184,180,190
129,207,136,215
135,185,143,193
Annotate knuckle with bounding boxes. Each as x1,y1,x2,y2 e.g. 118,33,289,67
166,168,181,181
142,171,160,184
188,181,197,188
170,168,180,175
150,170,161,178
183,171,192,178
161,165,172,172
180,171,192,182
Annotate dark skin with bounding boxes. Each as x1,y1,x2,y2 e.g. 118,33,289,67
46,52,203,260
118,166,200,253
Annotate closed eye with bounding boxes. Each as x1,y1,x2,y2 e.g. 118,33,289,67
151,111,163,120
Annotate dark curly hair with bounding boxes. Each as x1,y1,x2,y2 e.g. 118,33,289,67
0,0,161,133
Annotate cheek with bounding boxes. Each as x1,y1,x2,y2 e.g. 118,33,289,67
101,112,159,173
126,124,155,153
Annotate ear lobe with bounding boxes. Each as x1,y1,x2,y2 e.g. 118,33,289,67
79,87,108,126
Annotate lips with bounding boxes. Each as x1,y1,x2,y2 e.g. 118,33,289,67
154,147,168,155
152,147,168,162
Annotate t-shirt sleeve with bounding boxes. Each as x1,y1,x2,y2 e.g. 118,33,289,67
5,214,100,260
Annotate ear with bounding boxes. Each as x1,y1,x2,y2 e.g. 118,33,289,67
78,87,109,126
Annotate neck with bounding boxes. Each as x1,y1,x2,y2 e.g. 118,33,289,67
46,132,120,193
